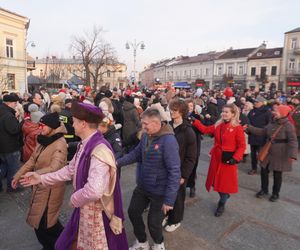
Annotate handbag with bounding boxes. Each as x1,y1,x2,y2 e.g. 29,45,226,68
257,124,283,163
219,123,235,164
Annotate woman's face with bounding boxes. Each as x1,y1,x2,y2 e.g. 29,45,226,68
272,105,281,119
222,107,235,121
39,123,52,136
188,102,194,112
170,109,182,120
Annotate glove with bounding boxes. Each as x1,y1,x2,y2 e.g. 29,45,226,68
188,116,196,122
226,158,238,165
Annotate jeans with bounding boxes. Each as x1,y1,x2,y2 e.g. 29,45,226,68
261,165,282,195
250,145,261,170
128,186,165,244
218,192,230,204
0,151,21,190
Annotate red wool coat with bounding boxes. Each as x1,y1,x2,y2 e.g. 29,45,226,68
193,120,246,194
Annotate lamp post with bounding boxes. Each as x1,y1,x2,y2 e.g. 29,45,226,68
24,40,36,93
125,39,145,85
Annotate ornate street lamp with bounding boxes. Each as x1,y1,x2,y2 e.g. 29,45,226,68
125,39,145,84
24,40,36,93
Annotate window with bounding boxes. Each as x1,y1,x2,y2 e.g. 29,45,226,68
260,66,267,79
217,66,222,76
257,52,262,57
238,65,244,75
7,74,15,89
289,59,295,70
184,70,186,76
291,38,297,49
205,68,209,76
194,69,197,76
107,70,111,77
200,68,203,77
271,66,277,76
6,39,14,58
251,67,256,76
227,66,233,76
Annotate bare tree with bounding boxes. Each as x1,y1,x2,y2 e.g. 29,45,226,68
70,26,120,90
0,58,8,92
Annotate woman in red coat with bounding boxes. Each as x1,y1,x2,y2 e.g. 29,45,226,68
192,103,246,217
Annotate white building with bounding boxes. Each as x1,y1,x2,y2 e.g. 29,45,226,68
213,45,265,89
247,47,283,91
281,27,300,90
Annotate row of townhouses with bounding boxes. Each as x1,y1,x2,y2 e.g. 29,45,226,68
140,27,300,91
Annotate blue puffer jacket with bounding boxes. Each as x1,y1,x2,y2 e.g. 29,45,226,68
117,124,181,206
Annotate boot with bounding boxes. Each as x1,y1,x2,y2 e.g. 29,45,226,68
214,201,225,217
190,187,196,198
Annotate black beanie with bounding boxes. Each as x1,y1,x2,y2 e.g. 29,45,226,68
40,112,60,129
3,93,19,102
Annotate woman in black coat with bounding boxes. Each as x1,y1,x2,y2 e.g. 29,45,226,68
164,99,197,232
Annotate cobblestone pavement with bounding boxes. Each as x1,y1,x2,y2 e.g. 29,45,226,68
1,138,300,250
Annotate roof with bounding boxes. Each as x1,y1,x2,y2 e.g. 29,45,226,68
0,7,28,20
249,47,283,60
285,27,300,34
172,52,223,66
218,48,257,59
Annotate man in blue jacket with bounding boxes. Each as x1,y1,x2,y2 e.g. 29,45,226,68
117,108,181,250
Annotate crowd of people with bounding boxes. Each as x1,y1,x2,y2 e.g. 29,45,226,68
0,84,299,250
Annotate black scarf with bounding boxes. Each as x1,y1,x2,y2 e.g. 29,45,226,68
37,133,64,147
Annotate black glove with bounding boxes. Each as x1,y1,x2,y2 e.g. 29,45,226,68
226,158,238,165
188,116,196,122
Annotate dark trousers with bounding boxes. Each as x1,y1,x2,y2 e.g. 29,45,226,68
218,192,230,204
250,145,261,170
0,151,20,190
128,186,164,244
167,183,186,225
261,165,282,195
34,211,64,250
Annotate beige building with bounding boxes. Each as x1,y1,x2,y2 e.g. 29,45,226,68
281,27,300,90
247,47,283,91
0,8,30,93
32,57,128,89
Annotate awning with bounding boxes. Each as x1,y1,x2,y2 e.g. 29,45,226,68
173,82,191,89
288,82,300,86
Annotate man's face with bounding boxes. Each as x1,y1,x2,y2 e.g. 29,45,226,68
141,116,161,136
254,101,263,108
33,93,43,106
72,117,85,137
6,101,17,109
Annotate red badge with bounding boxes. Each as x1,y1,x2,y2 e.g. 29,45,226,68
154,144,159,150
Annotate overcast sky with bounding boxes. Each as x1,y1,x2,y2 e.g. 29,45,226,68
1,0,300,75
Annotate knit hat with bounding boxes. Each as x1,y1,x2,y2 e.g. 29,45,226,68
3,93,19,102
277,105,292,118
254,95,266,103
39,112,61,129
28,104,44,123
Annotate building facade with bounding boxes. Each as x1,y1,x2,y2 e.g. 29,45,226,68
281,28,300,90
32,57,127,89
247,47,283,91
0,8,30,93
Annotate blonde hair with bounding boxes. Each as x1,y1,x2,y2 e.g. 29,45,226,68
215,103,240,127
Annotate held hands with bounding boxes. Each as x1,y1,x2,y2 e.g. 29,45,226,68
11,179,18,189
19,172,42,187
205,114,211,119
162,204,173,215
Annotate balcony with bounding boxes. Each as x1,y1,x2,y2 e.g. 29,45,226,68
287,70,300,76
27,61,36,71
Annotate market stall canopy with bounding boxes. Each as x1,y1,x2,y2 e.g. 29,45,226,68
173,82,191,89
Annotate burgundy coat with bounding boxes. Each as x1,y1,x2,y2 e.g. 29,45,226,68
193,120,246,194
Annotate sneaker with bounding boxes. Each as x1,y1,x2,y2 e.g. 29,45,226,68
164,223,181,232
129,240,150,250
162,216,168,227
151,242,165,250
248,169,257,175
256,190,268,199
269,194,279,202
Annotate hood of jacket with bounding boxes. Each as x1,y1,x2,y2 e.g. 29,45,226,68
123,100,136,111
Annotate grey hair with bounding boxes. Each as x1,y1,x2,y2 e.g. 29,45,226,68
141,108,161,121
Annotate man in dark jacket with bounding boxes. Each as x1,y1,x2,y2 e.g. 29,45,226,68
0,93,22,192
117,108,181,250
247,95,272,175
